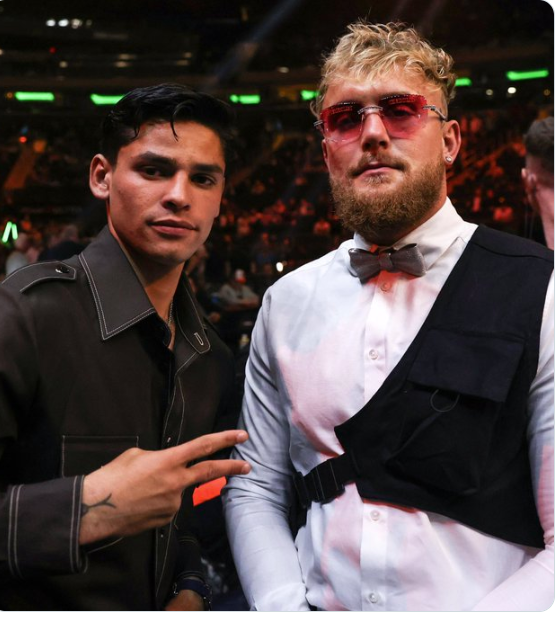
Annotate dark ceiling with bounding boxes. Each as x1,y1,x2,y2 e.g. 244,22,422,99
0,0,554,116
0,0,554,82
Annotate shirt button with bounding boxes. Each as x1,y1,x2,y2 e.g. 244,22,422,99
368,349,379,360
368,592,379,604
370,510,380,521
380,282,391,292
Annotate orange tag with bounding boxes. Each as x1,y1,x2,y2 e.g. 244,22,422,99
192,476,227,506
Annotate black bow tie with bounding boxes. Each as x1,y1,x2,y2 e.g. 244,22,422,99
348,244,426,282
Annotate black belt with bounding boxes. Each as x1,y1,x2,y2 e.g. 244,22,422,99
293,451,361,509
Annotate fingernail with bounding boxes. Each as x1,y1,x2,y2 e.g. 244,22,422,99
236,431,248,442
242,463,251,474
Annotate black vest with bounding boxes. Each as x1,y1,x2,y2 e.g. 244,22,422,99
297,227,553,549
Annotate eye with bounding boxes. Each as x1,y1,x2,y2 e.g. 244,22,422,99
140,165,165,178
331,110,361,132
192,173,219,187
383,102,418,118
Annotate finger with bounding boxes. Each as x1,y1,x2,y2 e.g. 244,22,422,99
167,429,249,465
183,458,251,488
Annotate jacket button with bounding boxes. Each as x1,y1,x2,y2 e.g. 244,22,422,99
55,264,70,274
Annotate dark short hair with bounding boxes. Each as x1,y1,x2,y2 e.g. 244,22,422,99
524,116,554,175
100,83,235,168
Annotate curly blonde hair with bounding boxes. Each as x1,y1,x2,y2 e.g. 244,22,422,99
312,21,456,117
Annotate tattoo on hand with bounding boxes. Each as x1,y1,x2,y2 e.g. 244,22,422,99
81,494,117,517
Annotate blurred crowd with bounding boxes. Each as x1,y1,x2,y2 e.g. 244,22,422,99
0,103,550,352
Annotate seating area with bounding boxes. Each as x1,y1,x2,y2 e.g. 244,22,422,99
0,100,550,353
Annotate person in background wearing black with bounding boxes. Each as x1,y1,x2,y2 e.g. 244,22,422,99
522,116,554,249
0,83,250,611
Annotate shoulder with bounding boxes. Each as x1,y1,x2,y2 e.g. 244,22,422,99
1,261,78,295
472,226,553,263
267,242,352,299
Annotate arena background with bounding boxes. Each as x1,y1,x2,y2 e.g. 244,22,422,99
0,0,554,232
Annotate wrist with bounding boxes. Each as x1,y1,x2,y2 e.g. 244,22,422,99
172,578,212,610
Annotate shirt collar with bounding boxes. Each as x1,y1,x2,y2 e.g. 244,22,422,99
79,226,209,352
352,199,467,272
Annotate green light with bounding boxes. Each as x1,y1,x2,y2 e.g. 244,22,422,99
507,69,549,81
14,92,55,102
1,224,11,244
229,94,261,105
2,222,18,244
300,89,318,101
90,94,124,105
455,77,472,87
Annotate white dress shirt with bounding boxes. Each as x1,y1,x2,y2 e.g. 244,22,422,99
223,200,554,611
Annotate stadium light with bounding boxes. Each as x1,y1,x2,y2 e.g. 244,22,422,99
90,94,124,105
229,94,261,104
300,90,318,101
507,69,549,81
14,92,55,102
2,222,18,244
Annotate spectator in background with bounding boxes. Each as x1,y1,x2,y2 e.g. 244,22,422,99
217,269,260,310
522,117,554,249
39,224,86,261
4,232,31,275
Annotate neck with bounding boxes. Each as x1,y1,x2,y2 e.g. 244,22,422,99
110,232,183,321
143,272,182,322
536,186,554,250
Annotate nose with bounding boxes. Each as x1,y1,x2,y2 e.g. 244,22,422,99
162,172,190,211
360,107,390,150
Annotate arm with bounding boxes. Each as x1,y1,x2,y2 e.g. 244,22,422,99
0,288,86,580
472,276,554,611
223,299,310,611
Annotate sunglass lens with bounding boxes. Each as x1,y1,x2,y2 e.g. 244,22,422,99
380,95,426,136
324,104,362,140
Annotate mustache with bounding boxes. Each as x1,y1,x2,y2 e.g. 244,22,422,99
350,156,406,177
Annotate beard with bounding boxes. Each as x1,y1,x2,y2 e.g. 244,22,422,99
330,157,446,245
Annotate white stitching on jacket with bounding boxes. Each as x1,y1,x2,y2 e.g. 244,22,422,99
80,254,153,339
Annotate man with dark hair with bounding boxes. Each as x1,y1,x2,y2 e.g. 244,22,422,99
224,23,554,611
522,116,554,249
0,83,250,610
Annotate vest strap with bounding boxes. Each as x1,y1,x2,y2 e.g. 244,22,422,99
294,451,361,509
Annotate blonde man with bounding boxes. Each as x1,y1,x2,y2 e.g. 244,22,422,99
224,22,553,611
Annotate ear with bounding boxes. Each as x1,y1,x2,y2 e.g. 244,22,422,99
521,168,537,193
321,139,329,168
442,119,461,166
89,154,112,201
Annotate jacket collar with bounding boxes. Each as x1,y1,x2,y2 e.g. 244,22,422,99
79,226,210,352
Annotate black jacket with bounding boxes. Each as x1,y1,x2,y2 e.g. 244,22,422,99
0,227,236,610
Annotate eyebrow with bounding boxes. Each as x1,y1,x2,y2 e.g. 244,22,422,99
329,92,415,107
133,151,225,175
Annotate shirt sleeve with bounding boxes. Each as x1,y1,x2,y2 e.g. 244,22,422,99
0,287,87,579
472,275,554,611
223,295,311,611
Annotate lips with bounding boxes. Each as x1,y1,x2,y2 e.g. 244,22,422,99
150,219,196,230
352,159,404,177
150,219,197,236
